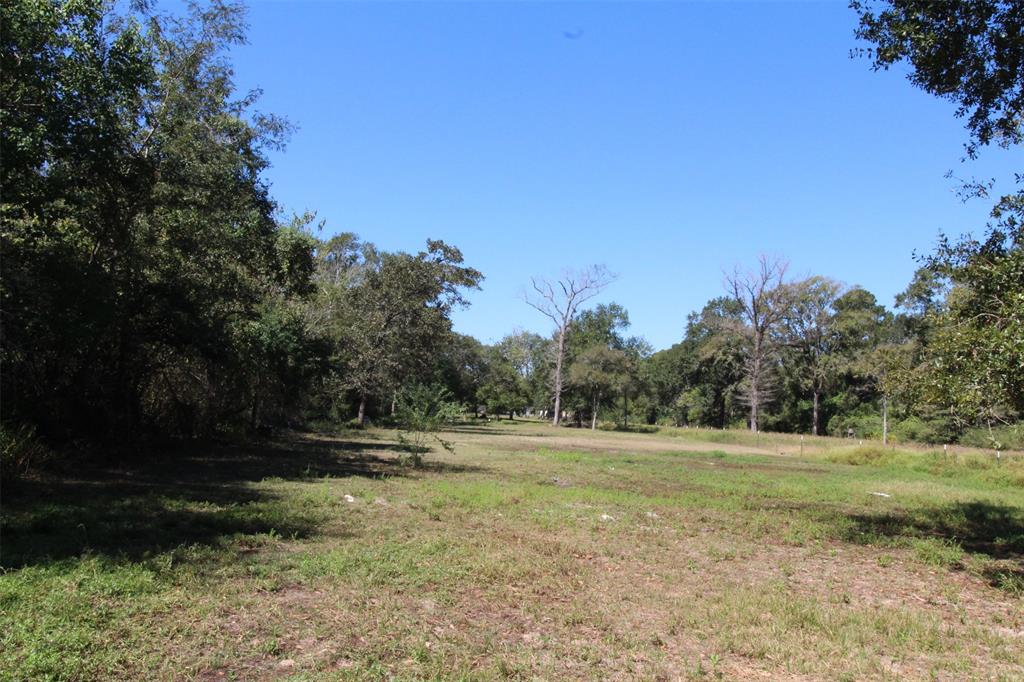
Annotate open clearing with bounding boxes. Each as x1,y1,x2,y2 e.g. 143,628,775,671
2,421,1023,681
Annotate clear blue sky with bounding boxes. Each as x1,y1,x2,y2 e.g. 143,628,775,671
226,1,1018,351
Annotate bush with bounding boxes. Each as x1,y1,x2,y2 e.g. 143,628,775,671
395,385,462,467
0,422,51,479
891,416,943,444
959,424,1024,450
827,411,882,440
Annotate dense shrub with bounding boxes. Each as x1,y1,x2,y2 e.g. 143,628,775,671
891,416,947,444
960,425,1024,450
827,411,883,440
0,422,51,479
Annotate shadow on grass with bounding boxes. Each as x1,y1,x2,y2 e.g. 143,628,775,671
1,433,485,570
845,500,1024,560
443,423,538,435
600,424,660,434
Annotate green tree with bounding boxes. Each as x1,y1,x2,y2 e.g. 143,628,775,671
430,333,489,408
569,303,631,353
617,336,654,428
1,0,316,443
648,297,746,428
920,242,1024,426
568,345,628,430
853,0,1024,158
314,239,481,425
854,0,1024,428
858,341,917,445
478,344,529,419
781,277,844,435
394,384,462,467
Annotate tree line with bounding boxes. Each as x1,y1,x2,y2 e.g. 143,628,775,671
1,1,483,455
2,0,1022,472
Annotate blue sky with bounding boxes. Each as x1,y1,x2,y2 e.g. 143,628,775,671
227,1,1018,351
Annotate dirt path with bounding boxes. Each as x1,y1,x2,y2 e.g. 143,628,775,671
446,425,775,457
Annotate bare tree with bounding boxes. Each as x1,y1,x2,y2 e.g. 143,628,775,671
725,256,790,432
524,266,615,426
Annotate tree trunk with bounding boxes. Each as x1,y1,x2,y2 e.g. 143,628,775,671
357,395,367,426
591,391,600,430
812,390,820,436
623,388,629,429
391,393,397,415
749,352,760,432
116,316,141,444
552,328,566,426
250,396,259,431
749,394,758,432
882,395,888,446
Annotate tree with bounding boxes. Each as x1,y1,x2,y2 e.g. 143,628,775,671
859,342,917,445
854,0,1024,427
1,0,317,443
853,0,1024,159
781,277,844,435
569,303,631,353
394,384,462,467
832,287,891,351
568,345,628,429
617,336,654,429
317,240,481,425
725,256,791,432
894,266,948,342
479,350,526,420
429,333,489,408
524,266,615,426
647,297,746,428
919,240,1024,426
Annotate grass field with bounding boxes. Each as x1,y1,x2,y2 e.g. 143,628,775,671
2,421,1023,680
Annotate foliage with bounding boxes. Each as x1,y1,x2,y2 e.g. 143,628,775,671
3,0,1022,470
854,0,1024,434
853,0,1024,157
960,423,1024,450
1,0,318,446
0,422,52,480
394,384,462,466
891,416,951,445
312,237,482,425
827,408,883,440
918,237,1024,425
556,302,652,428
478,347,529,419
779,276,845,434
567,344,628,428
476,331,549,418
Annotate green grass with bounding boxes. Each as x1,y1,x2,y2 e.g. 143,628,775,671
2,423,1022,680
